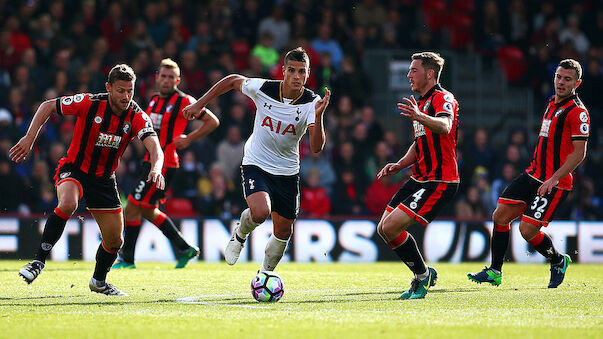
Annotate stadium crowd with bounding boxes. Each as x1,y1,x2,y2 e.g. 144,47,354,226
0,0,601,221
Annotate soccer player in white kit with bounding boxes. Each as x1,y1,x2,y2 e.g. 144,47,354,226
183,47,331,272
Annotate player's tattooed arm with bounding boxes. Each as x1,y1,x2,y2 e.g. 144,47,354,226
9,99,59,163
398,95,452,134
183,74,247,120
142,135,166,190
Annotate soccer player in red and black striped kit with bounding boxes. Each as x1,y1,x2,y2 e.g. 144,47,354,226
11,65,165,296
377,52,459,299
468,59,590,288
112,58,219,269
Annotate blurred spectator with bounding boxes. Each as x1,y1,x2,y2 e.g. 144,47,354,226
0,154,28,214
353,0,387,27
334,56,372,107
251,32,279,72
258,5,290,51
530,16,561,57
144,2,168,47
100,2,130,55
311,23,344,71
170,150,201,200
234,0,261,44
197,162,241,220
465,128,496,176
300,168,331,218
331,168,366,216
216,125,244,181
365,141,396,183
300,150,336,196
491,163,517,210
455,186,488,219
559,14,590,57
364,174,401,216
333,141,368,191
314,52,337,95
569,178,602,220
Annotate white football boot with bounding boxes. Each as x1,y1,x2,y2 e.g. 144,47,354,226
225,225,245,265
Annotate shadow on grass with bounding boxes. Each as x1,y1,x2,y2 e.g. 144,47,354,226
0,298,175,307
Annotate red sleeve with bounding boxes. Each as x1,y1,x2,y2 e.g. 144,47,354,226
432,92,457,119
568,108,590,140
133,111,157,141
56,93,90,117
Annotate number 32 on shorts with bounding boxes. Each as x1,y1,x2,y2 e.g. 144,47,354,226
530,196,548,219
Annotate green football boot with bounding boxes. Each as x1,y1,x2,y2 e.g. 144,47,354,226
399,267,438,300
111,260,136,269
175,246,199,269
467,266,502,286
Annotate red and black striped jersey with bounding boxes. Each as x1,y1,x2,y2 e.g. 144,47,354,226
526,94,590,190
56,93,156,178
411,84,460,183
143,89,198,168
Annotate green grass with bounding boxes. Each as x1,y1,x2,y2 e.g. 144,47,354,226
1,261,601,339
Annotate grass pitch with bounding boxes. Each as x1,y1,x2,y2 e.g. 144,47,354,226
1,261,601,339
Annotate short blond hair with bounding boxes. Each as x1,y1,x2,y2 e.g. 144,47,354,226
558,59,582,80
160,58,180,76
412,52,445,81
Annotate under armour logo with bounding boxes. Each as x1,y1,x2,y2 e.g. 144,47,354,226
264,103,272,109
295,108,301,121
249,179,255,190
546,248,554,255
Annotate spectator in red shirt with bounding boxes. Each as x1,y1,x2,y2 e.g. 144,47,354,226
300,169,331,218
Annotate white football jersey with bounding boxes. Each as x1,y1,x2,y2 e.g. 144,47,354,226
241,78,320,175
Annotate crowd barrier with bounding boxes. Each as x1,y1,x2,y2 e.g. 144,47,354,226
0,218,601,263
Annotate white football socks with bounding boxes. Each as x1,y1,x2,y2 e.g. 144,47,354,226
260,235,288,272
236,208,260,240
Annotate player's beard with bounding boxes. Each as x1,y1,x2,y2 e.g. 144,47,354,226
111,97,130,113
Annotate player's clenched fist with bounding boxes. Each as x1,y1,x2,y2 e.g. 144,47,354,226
182,102,203,120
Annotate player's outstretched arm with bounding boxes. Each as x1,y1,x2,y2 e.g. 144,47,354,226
377,141,416,179
9,99,58,163
183,74,247,120
142,135,165,190
309,88,331,153
398,95,452,135
537,140,587,196
174,107,220,150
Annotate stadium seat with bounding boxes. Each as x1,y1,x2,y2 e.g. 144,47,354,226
164,198,195,217
448,13,474,49
422,0,447,12
496,46,527,83
425,13,449,32
451,0,475,13
231,40,250,71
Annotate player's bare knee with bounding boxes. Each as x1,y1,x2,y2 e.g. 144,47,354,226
140,207,155,221
273,228,292,240
519,223,538,241
104,236,123,250
57,200,78,216
250,207,270,224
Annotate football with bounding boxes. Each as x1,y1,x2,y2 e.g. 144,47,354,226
251,271,284,302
